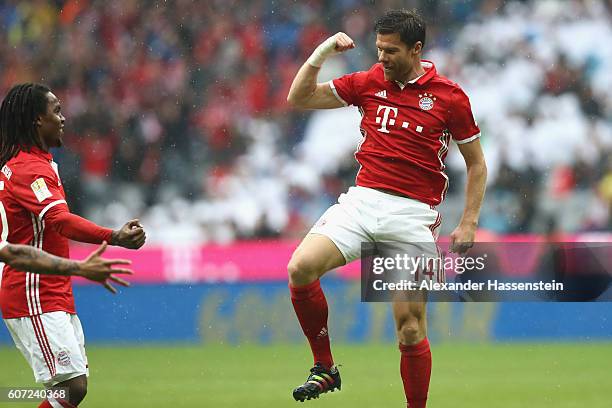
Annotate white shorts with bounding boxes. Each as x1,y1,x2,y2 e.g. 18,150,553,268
310,186,443,280
4,311,89,386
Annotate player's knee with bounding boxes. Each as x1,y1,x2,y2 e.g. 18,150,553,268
287,256,319,286
65,375,87,405
396,312,425,345
398,320,424,345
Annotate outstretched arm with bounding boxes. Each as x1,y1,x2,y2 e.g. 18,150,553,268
0,242,133,293
287,32,355,110
450,139,487,254
44,205,146,250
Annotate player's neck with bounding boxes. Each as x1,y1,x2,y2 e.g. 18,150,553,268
37,135,50,152
397,61,426,86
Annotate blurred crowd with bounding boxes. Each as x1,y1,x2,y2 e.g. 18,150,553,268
0,0,610,243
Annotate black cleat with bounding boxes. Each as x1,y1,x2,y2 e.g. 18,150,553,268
292,363,341,402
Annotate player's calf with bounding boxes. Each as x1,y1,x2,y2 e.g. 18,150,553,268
394,301,431,408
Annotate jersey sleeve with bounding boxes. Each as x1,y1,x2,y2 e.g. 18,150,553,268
44,207,113,244
448,86,481,144
9,162,68,218
330,70,368,107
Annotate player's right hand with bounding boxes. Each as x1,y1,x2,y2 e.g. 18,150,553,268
111,219,146,249
76,241,134,294
329,32,356,53
308,32,355,67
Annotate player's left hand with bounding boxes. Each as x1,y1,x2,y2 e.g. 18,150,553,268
111,219,147,249
450,223,476,255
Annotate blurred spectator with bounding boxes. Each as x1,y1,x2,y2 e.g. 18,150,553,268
0,0,610,243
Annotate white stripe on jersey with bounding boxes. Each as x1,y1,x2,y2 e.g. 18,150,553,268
35,270,42,315
35,218,44,314
437,131,451,202
0,202,8,288
26,272,33,315
27,213,45,315
39,199,67,220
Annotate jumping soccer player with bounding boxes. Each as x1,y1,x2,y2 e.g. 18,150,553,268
0,241,133,294
286,10,487,407
0,83,146,408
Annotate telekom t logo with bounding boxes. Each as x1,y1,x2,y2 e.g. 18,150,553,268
375,105,398,133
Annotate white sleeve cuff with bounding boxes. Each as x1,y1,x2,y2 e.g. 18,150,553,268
328,81,348,106
455,133,481,144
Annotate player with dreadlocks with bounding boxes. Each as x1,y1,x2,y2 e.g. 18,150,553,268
0,83,146,407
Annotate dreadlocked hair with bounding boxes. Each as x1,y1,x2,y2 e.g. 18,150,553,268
0,83,50,167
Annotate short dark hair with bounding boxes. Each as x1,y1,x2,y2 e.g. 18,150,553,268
374,9,426,49
0,83,50,167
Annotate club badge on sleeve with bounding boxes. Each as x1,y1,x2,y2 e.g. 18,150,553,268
31,178,52,202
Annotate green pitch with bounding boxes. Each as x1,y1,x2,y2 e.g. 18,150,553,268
1,342,611,408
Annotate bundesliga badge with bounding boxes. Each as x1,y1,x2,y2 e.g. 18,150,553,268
30,178,52,202
418,93,436,111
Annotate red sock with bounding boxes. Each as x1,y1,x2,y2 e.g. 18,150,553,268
399,337,432,408
38,399,77,408
289,279,334,369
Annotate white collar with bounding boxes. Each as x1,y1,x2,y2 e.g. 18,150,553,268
394,61,432,89
395,72,425,89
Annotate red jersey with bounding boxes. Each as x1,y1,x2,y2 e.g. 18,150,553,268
330,60,480,206
0,148,73,318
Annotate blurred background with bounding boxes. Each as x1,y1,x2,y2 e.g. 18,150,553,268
1,0,611,242
0,1,611,407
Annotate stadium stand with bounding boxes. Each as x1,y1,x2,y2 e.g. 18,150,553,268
1,0,610,243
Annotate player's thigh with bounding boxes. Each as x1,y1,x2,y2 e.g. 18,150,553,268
378,200,444,284
307,196,373,265
288,233,347,284
378,198,440,244
4,316,56,384
39,312,88,386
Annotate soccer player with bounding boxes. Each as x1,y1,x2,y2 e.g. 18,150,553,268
286,10,487,407
0,83,146,408
0,241,133,294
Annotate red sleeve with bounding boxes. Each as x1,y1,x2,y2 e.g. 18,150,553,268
9,162,66,218
448,86,481,144
330,70,368,107
44,205,113,244
9,161,112,244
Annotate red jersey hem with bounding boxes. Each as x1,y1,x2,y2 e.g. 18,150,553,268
356,180,439,207
1,306,77,320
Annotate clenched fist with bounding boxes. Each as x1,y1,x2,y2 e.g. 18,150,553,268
307,32,356,67
110,219,146,249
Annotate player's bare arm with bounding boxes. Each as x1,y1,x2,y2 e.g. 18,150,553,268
0,241,133,293
287,32,355,110
110,219,146,249
450,139,487,254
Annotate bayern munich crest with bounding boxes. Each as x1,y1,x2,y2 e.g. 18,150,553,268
418,93,436,110
57,350,71,367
